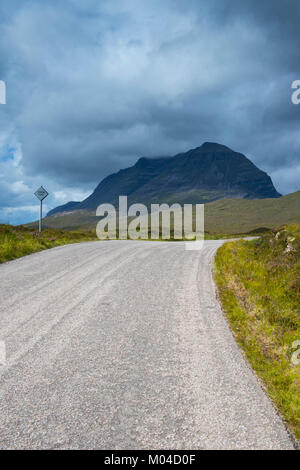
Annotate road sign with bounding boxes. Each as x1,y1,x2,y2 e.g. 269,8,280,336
34,186,49,201
34,186,49,232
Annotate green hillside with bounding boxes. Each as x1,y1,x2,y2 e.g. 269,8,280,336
205,190,300,234
31,210,99,231
32,190,300,236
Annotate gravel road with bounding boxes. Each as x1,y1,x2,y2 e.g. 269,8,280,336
0,240,294,449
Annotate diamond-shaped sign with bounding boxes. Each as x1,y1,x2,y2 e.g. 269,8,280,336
34,186,49,201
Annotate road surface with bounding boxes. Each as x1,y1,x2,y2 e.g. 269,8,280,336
0,240,295,449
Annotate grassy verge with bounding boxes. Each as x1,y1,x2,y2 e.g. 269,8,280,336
214,225,300,442
0,224,98,264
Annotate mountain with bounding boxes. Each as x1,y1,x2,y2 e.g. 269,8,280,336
48,142,281,216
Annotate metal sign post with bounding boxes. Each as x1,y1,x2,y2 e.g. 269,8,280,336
34,186,49,232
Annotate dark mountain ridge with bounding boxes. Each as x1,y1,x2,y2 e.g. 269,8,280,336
48,142,281,216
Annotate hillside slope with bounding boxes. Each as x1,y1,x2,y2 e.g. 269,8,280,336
205,190,300,234
39,190,300,234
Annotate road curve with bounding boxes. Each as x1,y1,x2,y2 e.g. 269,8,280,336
0,240,294,449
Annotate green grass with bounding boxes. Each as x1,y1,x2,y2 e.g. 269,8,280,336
214,225,300,442
0,224,98,264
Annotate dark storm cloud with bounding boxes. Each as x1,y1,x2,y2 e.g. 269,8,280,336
0,0,299,223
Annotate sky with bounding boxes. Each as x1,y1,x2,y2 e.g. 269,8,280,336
0,0,299,224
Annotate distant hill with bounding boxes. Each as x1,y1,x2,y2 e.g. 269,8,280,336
48,142,281,216
35,190,300,236
204,190,300,234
